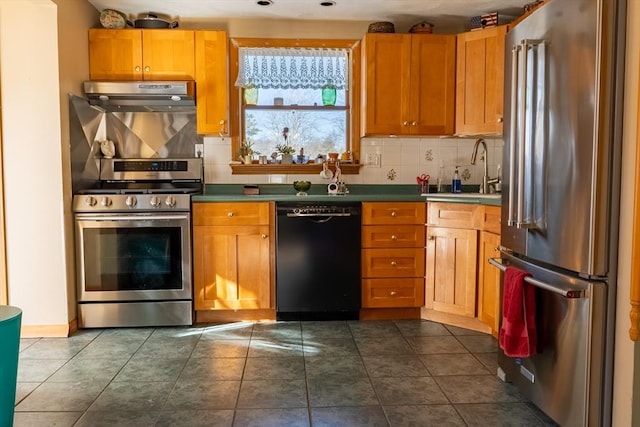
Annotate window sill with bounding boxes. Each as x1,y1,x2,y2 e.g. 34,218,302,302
230,163,362,175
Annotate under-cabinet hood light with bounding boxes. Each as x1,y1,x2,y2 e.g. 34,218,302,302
320,1,336,6
256,0,273,6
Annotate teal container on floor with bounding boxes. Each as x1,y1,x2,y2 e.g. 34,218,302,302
0,306,22,427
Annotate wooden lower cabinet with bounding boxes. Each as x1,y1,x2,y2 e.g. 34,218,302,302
362,278,424,308
478,230,501,337
425,225,478,317
192,202,273,312
362,248,425,278
361,202,426,311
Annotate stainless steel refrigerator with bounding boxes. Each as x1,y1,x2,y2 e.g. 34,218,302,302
491,0,626,425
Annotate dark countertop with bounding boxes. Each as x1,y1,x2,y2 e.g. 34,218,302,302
193,184,502,207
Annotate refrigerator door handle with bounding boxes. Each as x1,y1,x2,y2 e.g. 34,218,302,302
517,39,545,230
507,44,520,227
516,41,527,227
488,257,587,299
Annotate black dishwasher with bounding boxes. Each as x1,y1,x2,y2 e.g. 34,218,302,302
276,202,361,320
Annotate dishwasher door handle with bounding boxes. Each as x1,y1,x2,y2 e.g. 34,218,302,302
285,213,352,217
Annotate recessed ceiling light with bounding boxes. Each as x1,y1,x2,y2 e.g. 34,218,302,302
320,0,336,6
256,0,273,6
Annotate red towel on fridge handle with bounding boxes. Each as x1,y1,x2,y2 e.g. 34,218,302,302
499,266,537,357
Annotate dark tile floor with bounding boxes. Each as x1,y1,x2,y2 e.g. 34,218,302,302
13,319,557,426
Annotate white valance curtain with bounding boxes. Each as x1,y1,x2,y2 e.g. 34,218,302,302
234,47,349,90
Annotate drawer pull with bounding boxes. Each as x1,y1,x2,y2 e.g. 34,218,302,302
390,291,397,296
261,234,267,239
391,261,397,266
227,212,234,217
391,234,397,240
391,211,397,217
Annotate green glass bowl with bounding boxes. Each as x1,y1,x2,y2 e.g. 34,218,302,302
293,181,311,195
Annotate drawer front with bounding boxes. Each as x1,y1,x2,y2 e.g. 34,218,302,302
427,202,480,229
481,205,501,234
362,225,425,248
362,248,425,278
362,202,426,225
193,202,271,226
362,278,425,308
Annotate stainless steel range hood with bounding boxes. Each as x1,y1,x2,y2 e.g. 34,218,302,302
83,81,196,112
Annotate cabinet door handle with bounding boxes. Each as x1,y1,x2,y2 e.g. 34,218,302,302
227,212,234,217
135,66,141,72
411,121,417,126
144,66,150,72
391,234,397,240
261,234,268,239
390,291,397,296
390,211,397,217
391,261,397,266
428,235,435,240
497,117,504,123
403,121,409,126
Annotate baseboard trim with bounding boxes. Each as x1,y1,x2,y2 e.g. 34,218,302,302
359,308,421,320
21,323,71,338
195,309,276,323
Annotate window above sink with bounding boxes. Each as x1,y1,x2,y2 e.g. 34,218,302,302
228,38,362,175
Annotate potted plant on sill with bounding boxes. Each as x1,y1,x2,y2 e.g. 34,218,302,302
237,140,257,164
275,143,295,164
276,127,295,164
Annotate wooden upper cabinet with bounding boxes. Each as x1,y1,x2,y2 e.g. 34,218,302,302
142,30,195,80
361,33,455,136
89,29,195,81
89,29,143,80
455,26,507,136
195,31,229,135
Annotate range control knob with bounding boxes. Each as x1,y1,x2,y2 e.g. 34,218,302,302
165,196,177,208
84,196,97,207
150,196,161,208
125,196,137,208
100,197,112,207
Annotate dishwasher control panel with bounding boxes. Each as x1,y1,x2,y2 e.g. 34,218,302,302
277,202,361,217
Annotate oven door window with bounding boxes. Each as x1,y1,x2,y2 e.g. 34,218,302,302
82,226,183,292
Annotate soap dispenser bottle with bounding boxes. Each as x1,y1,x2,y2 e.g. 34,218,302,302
452,168,462,193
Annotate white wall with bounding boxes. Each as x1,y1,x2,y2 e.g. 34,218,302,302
0,0,69,331
52,0,98,325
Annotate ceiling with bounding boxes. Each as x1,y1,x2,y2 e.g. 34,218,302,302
86,0,534,32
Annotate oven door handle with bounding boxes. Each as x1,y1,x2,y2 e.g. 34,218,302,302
75,214,189,221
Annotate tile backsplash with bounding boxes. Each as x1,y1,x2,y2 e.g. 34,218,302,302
202,136,504,188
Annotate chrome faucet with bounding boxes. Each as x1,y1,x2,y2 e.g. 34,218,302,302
471,138,501,194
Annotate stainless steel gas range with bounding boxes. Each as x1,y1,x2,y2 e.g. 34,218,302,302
72,158,203,328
